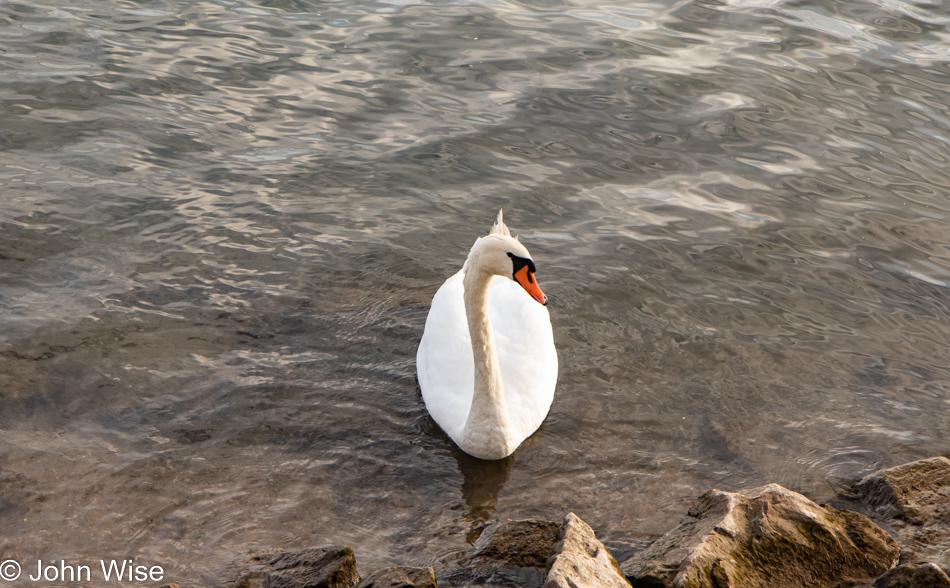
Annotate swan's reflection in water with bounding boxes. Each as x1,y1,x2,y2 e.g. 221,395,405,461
452,445,514,527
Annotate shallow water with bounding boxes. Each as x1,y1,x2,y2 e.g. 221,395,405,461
2,0,950,583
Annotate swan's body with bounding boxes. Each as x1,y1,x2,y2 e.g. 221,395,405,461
416,211,558,459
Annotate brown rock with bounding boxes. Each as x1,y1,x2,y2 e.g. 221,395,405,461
354,566,437,588
873,562,950,588
461,519,561,569
621,484,899,588
441,519,560,587
227,546,360,588
543,512,631,588
439,519,561,588
855,456,950,524
855,457,950,569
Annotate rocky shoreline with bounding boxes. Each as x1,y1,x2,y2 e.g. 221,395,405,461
212,457,950,588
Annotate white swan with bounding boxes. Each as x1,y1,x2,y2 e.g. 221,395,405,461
416,210,558,460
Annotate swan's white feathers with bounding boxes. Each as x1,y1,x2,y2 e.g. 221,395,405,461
490,208,511,237
417,211,557,458
417,270,557,447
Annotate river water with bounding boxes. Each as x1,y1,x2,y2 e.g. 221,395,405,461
2,0,950,584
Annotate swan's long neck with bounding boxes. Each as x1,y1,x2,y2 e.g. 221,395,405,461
460,266,515,460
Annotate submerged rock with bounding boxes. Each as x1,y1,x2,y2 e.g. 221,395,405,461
227,546,360,588
354,566,437,588
872,562,950,588
855,457,950,572
542,512,631,588
461,518,562,569
442,518,560,587
620,483,898,588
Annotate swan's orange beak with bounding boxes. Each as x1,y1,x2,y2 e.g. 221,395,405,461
514,265,548,306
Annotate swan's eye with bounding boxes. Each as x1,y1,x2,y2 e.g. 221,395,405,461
508,253,536,280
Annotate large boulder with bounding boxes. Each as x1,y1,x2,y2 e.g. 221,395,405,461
354,566,437,588
621,484,898,588
442,519,561,587
226,547,360,588
854,457,950,571
542,512,631,588
873,562,950,588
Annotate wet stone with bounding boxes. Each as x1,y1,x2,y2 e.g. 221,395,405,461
438,565,542,588
442,519,560,587
855,457,950,524
855,457,950,570
354,566,437,588
226,546,360,588
873,562,950,588
461,519,561,569
621,484,898,588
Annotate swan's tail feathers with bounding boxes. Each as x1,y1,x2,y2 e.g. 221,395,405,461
490,208,511,237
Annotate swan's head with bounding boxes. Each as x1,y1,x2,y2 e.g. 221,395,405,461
464,210,548,306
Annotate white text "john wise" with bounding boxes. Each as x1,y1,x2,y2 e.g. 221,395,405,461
28,559,165,582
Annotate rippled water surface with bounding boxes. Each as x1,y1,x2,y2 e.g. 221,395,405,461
3,0,950,583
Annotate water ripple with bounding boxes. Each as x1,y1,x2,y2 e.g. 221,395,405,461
3,0,950,579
